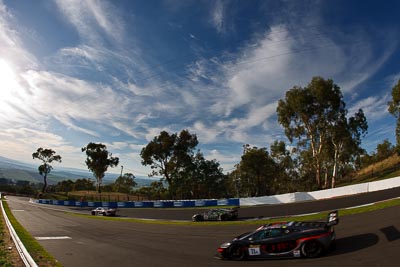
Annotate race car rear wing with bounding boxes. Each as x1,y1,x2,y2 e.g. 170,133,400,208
326,210,339,226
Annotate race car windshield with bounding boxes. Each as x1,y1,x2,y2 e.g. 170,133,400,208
247,229,283,241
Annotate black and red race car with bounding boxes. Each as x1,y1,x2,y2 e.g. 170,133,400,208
217,210,339,260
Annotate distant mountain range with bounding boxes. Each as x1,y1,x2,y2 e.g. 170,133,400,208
0,155,158,187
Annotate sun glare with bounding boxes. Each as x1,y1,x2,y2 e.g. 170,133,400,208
0,58,24,118
0,58,19,100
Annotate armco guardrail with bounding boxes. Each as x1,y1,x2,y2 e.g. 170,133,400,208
0,192,38,267
240,176,400,206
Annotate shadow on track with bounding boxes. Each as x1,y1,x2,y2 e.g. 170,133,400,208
328,233,379,256
380,225,400,242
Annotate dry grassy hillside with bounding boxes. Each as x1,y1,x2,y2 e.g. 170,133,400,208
358,154,400,176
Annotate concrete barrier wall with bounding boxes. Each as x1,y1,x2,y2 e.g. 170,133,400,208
240,176,400,206
308,183,369,200
367,176,400,192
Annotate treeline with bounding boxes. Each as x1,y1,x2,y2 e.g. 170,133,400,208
0,178,38,195
358,139,396,167
47,177,168,201
25,77,400,200
47,174,136,195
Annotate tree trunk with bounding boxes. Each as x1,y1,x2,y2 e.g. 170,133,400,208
323,167,328,189
332,162,337,189
331,143,340,189
315,160,321,188
41,173,48,193
97,179,102,193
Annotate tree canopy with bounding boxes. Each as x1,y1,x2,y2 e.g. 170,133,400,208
81,142,119,193
277,76,367,189
388,79,400,154
239,145,276,196
32,148,62,193
114,173,137,194
140,129,198,197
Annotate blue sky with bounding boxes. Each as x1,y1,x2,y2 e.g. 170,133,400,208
0,0,399,177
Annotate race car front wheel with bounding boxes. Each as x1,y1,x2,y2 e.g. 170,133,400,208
192,215,203,222
229,244,246,261
301,240,323,258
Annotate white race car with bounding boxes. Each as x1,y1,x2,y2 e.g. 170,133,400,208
91,207,117,216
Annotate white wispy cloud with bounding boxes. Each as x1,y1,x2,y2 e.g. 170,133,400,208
0,2,37,68
210,0,225,34
385,73,400,88
349,94,391,121
105,141,130,150
15,69,146,140
204,149,239,172
55,45,105,71
192,121,220,143
54,115,100,137
126,82,160,97
209,24,394,121
0,127,84,167
55,0,124,44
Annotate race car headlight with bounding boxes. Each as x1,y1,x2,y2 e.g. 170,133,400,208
219,242,231,248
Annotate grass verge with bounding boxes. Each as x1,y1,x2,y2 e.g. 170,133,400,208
0,207,14,267
2,200,63,267
70,198,400,226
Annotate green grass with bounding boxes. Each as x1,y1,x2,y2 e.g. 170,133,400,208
0,209,13,267
69,197,400,226
2,200,63,267
382,169,400,179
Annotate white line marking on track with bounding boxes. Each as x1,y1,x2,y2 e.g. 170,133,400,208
292,212,319,217
35,236,72,240
345,203,374,209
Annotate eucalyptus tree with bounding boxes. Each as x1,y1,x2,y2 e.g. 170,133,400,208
180,152,226,199
388,79,400,154
196,157,226,199
375,139,395,161
238,145,276,197
32,148,62,193
269,140,298,193
57,179,74,193
114,173,137,194
74,178,95,191
150,181,167,200
81,142,119,193
328,109,367,188
277,77,346,188
140,129,198,198
227,167,241,198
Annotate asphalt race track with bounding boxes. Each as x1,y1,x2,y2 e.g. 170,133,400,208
116,186,400,220
4,188,400,267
